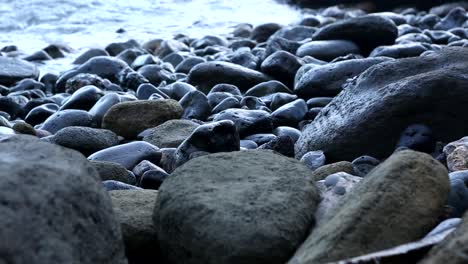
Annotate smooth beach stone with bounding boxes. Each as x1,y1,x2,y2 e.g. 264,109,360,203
250,23,282,43
187,61,271,94
352,155,380,177
102,99,183,139
179,90,211,121
154,39,188,58
229,39,257,50
191,35,228,49
110,190,160,264
56,56,130,93
137,65,174,87
240,139,258,149
132,160,162,181
272,25,316,41
103,181,143,191
174,120,240,167
60,85,104,111
434,7,467,31
0,57,39,86
88,141,161,170
272,126,301,143
245,80,292,97
260,50,303,87
49,126,119,156
240,96,268,110
232,23,253,38
396,124,436,153
312,15,398,55
0,96,24,119
263,36,302,59
396,33,432,44
162,82,196,101
296,40,360,61
39,110,95,134
213,109,273,137
289,150,449,264
209,83,242,96
0,135,127,264
131,54,162,70
306,97,333,108
175,56,206,74
23,50,53,62
271,99,307,127
295,47,468,161
136,83,162,100
370,43,428,58
140,169,169,190
207,92,232,109
88,93,122,125
301,150,326,171
91,160,135,184
294,57,390,99
105,39,140,56
143,119,199,148
270,93,298,111
257,135,295,157
116,48,144,66
154,150,320,264
73,48,110,64
25,103,59,126
212,97,241,114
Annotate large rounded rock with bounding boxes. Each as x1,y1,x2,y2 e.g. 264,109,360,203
0,57,39,86
289,150,449,263
313,15,398,55
110,190,160,264
187,61,271,94
143,119,200,148
154,150,320,264
294,57,391,99
102,99,183,139
0,135,127,263
296,47,468,161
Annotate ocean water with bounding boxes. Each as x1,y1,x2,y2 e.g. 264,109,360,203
0,0,303,72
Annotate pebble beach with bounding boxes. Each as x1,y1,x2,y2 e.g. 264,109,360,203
1,0,468,263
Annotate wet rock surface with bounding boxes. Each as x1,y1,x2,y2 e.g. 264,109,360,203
1,1,468,262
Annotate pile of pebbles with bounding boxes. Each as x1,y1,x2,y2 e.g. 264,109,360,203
0,2,468,263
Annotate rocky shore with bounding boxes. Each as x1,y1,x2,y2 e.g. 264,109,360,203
1,1,468,263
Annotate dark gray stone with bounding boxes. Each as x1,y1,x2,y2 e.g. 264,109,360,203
154,150,320,264
0,135,127,264
296,47,468,161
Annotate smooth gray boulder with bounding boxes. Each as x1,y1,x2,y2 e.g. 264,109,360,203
0,57,39,86
187,61,271,93
288,150,449,264
0,135,127,264
154,150,320,264
296,47,468,161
